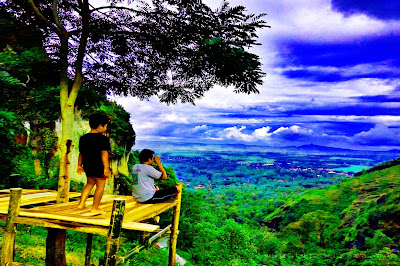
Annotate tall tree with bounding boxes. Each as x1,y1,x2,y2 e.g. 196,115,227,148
4,0,269,201
3,0,269,264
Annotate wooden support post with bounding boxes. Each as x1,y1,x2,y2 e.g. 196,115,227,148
85,233,93,266
139,231,150,246
1,188,22,265
168,183,183,266
46,228,67,266
103,199,125,266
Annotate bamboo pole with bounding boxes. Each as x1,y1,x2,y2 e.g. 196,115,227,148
115,245,145,266
1,188,22,265
116,224,172,265
85,233,93,266
148,224,171,246
168,184,183,266
103,199,125,266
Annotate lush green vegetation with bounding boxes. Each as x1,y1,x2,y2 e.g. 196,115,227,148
170,160,399,265
1,154,399,265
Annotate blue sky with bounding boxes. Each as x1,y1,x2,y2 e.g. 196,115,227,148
113,0,400,151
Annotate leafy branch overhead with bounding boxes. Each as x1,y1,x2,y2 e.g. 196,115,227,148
5,0,269,104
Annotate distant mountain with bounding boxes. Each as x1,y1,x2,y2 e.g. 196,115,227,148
387,149,400,154
295,144,356,152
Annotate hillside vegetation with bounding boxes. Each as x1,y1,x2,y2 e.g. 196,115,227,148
263,162,400,265
171,160,400,265
1,158,400,265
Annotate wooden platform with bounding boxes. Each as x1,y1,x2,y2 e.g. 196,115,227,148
0,189,179,234
0,186,183,265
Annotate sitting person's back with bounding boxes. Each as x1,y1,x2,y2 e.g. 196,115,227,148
132,149,178,203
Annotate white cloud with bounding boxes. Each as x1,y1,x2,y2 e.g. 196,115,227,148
278,63,400,78
242,0,397,44
272,125,313,135
218,124,314,143
371,116,400,126
133,121,159,130
253,126,272,138
192,125,208,132
221,126,255,142
353,124,400,145
159,111,189,124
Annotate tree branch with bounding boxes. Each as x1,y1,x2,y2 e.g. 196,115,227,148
69,0,90,104
90,5,147,16
52,0,63,30
27,0,60,34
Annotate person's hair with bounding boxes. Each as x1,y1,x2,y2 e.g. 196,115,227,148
139,149,155,163
89,111,109,129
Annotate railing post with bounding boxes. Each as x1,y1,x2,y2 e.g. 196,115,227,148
1,188,22,265
103,199,125,266
169,183,183,266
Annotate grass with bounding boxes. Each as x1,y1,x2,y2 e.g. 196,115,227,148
0,223,155,265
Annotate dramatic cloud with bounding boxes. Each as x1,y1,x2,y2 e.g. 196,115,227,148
113,0,400,151
278,36,400,69
352,124,400,146
331,0,400,20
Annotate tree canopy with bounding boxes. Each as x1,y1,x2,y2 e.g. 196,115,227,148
3,0,269,104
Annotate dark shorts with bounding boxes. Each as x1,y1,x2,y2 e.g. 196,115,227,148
87,176,108,181
142,187,178,204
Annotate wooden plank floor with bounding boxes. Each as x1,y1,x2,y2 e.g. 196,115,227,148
0,189,178,234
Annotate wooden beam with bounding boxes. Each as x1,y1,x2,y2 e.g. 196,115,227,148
1,188,22,265
169,184,183,266
103,199,125,266
6,262,32,266
15,216,109,235
15,210,159,232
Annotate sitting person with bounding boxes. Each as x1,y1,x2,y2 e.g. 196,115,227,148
132,149,178,203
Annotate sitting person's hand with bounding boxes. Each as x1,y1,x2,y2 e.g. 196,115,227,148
77,166,84,175
154,156,161,164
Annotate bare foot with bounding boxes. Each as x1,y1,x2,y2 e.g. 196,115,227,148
82,209,106,217
90,208,106,214
77,204,86,209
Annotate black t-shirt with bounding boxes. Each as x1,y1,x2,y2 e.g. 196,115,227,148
79,133,110,178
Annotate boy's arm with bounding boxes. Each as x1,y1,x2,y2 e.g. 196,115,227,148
101,150,111,178
77,153,84,174
154,156,167,180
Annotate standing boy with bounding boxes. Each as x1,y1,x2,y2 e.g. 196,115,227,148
77,111,110,213
132,149,178,203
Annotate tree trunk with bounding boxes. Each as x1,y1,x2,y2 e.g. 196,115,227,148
46,105,74,266
46,228,67,266
29,123,43,177
57,105,74,203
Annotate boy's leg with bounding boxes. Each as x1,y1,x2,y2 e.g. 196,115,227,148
91,178,107,211
78,178,96,209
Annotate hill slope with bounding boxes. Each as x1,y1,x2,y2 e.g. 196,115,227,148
265,162,400,263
